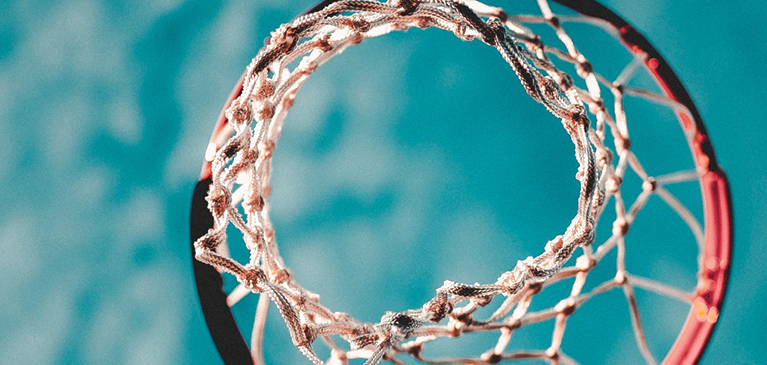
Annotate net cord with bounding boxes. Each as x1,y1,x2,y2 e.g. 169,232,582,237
189,0,732,364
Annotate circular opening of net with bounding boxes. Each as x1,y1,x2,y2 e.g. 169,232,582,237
192,0,731,364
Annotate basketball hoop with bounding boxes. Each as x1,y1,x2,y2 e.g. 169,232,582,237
189,0,732,363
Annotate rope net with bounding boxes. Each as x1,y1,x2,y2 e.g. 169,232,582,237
193,0,727,363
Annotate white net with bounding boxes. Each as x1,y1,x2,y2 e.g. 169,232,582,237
193,0,728,364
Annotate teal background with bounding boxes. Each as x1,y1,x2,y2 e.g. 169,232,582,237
0,0,764,364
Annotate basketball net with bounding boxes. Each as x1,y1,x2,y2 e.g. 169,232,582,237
190,0,732,364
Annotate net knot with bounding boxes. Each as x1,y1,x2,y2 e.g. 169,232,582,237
471,294,493,307
575,54,594,75
545,15,560,28
315,34,333,53
207,185,231,217
342,15,372,32
270,24,299,47
642,177,658,192
588,97,606,115
270,268,293,285
496,260,530,294
416,16,431,29
596,147,613,168
606,176,622,193
544,235,565,254
614,270,627,285
447,317,465,337
259,140,276,160
576,254,596,271
253,79,275,100
563,104,589,131
254,100,275,121
555,297,577,316
545,348,560,361
612,217,630,237
241,267,268,293
226,101,251,126
615,136,631,153
244,191,265,214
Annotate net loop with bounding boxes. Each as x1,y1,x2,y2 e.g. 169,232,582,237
193,1,602,362
192,0,730,363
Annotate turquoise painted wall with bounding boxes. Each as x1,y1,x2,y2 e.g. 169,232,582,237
0,1,763,364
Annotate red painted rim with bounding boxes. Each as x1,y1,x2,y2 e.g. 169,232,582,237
190,1,733,363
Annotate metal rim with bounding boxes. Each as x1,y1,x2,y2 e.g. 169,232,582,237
189,1,733,363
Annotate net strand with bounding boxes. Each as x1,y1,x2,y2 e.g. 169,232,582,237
251,293,270,365
193,0,710,363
